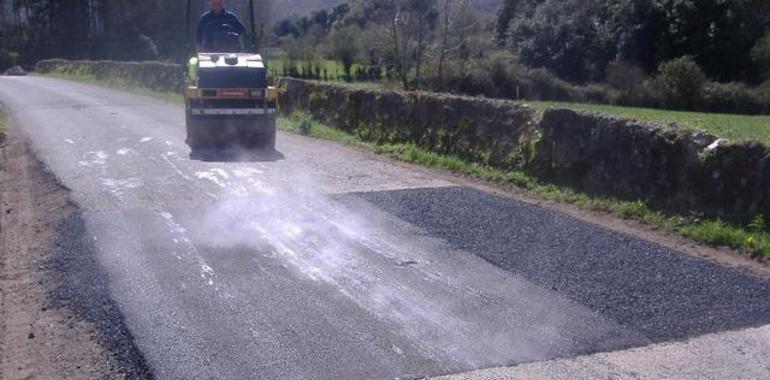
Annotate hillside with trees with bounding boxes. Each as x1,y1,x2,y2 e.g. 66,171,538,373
0,0,275,64
1,0,768,114
274,0,502,16
270,0,770,114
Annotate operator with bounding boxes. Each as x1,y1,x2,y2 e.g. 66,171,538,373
196,0,246,51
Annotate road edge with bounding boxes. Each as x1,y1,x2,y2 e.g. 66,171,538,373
0,116,153,379
428,324,770,380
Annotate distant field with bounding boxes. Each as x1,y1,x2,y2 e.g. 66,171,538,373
268,58,353,77
524,101,770,145
267,57,384,87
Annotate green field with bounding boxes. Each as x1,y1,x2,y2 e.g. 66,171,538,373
268,58,360,77
267,57,384,89
521,101,770,145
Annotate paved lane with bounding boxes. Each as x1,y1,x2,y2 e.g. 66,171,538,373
1,76,768,379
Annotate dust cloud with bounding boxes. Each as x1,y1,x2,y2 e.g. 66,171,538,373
183,160,571,369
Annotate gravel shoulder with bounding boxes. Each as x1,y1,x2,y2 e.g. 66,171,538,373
0,120,146,379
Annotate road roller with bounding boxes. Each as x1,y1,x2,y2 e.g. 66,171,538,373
183,0,278,154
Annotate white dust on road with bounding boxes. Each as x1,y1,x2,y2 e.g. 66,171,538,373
160,164,565,368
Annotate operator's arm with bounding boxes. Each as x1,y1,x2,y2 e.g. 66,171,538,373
195,14,208,49
229,13,246,35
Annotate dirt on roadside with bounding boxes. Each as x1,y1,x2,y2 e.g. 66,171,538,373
0,120,129,379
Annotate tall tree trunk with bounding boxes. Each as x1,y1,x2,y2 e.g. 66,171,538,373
437,0,451,89
415,13,424,85
391,7,408,89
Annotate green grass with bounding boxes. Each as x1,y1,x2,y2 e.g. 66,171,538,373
268,58,385,90
267,58,357,76
39,71,770,260
524,100,770,145
282,111,770,260
0,107,7,139
279,112,362,145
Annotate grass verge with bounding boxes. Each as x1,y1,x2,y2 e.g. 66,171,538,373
282,112,770,260
37,71,770,260
0,106,7,142
523,100,770,145
38,71,183,103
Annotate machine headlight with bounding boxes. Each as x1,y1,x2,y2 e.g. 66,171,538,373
266,86,279,101
185,87,200,98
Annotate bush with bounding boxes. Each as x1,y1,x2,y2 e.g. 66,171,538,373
441,54,769,114
526,68,574,101
758,79,770,94
0,50,13,71
571,83,618,104
652,56,706,110
444,52,616,104
700,81,769,115
606,62,652,106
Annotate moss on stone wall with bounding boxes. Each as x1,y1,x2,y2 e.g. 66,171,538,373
530,109,770,222
276,77,538,170
277,77,770,223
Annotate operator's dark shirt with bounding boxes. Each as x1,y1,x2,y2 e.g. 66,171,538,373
196,9,246,50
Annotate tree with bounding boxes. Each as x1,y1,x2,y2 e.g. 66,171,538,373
507,0,615,83
436,0,454,87
605,0,667,73
652,0,769,82
500,0,770,84
435,0,475,89
388,0,437,88
751,32,770,81
495,0,541,44
329,25,360,80
652,56,706,109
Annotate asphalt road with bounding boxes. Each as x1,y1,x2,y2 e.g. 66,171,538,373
1,76,768,380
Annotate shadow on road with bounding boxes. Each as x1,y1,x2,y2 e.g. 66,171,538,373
189,147,285,162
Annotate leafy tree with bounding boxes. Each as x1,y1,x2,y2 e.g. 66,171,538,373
495,0,541,44
329,25,361,80
652,55,706,109
604,0,667,73
387,0,438,88
654,0,769,82
274,18,302,38
751,32,770,81
507,0,615,83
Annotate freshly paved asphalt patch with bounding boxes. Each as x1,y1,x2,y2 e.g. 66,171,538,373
349,186,770,342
